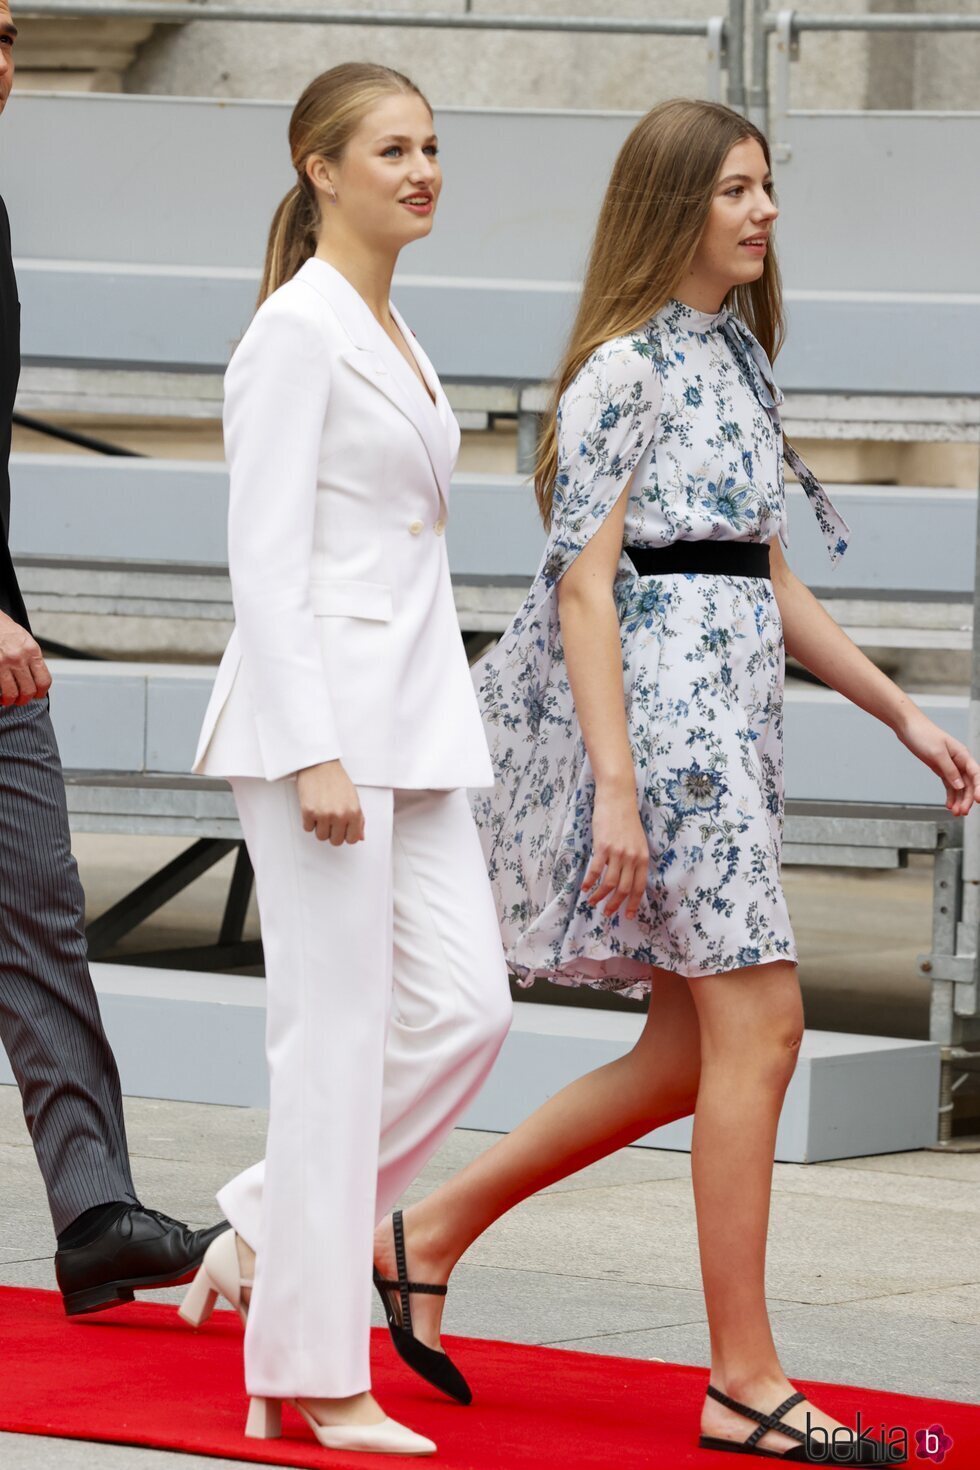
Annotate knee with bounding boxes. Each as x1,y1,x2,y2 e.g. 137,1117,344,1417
756,1019,805,1090
462,966,513,1058
707,988,804,1090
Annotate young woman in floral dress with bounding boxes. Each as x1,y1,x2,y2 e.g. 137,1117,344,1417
372,98,980,1463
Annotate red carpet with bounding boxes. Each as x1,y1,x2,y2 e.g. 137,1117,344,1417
0,1286,978,1467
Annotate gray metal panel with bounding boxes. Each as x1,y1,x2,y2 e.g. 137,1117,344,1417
777,296,980,395
447,478,545,578
0,93,627,278
14,263,582,379
10,456,976,598
449,478,977,594
784,812,948,851
145,677,221,773
64,776,241,839
470,1020,941,1161
42,658,969,802
56,779,955,853
6,95,976,295
17,264,253,372
16,263,980,392
784,691,968,805
775,113,980,295
806,1041,940,1157
7,977,933,1162
46,668,147,771
8,455,230,564
781,843,900,867
0,93,292,268
783,484,977,595
400,109,629,283
4,95,977,392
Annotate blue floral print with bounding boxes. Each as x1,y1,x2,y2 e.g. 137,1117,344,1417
470,298,850,993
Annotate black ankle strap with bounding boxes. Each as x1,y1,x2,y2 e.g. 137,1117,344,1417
374,1276,447,1298
706,1385,807,1448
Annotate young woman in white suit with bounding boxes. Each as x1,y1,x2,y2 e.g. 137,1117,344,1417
179,62,512,1457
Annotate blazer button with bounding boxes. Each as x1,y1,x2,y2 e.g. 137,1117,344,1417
409,519,424,535
434,518,447,535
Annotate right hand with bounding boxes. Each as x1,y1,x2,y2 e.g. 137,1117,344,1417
0,612,51,707
296,759,365,845
584,781,649,921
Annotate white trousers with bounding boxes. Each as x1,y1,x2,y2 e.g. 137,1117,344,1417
219,780,512,1399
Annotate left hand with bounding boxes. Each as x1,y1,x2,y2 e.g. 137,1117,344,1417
894,708,980,816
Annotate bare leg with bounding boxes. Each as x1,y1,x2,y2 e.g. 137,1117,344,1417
374,970,702,1351
689,960,858,1453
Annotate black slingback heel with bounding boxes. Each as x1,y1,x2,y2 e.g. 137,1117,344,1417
698,1385,906,1464
373,1209,473,1406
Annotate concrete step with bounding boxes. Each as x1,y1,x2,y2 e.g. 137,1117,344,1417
0,968,939,1164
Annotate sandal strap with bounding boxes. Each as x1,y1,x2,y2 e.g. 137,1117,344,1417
706,1385,807,1448
374,1276,447,1297
392,1209,413,1335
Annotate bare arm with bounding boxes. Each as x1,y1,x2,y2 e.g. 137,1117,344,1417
558,482,648,918
769,536,980,816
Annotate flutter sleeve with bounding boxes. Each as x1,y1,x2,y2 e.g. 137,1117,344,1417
474,334,662,747
539,336,664,592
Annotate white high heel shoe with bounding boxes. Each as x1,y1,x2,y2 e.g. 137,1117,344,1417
178,1228,252,1327
246,1396,436,1457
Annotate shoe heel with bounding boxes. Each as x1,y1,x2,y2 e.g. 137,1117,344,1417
245,1397,282,1440
177,1265,218,1328
62,1283,136,1318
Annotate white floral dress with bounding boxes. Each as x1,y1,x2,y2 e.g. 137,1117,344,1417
471,298,851,993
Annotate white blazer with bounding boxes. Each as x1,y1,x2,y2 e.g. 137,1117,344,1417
192,256,494,790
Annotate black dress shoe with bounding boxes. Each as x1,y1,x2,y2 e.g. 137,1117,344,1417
55,1207,230,1317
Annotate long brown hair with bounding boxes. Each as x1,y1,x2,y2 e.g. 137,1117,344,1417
534,99,784,528
258,61,432,306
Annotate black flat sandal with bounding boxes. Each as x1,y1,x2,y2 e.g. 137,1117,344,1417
699,1385,906,1464
373,1208,472,1406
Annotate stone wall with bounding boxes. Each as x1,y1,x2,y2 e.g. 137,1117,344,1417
14,19,159,92
10,0,977,111
121,0,979,112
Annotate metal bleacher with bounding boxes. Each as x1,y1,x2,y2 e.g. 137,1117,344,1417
3,2,980,1141
5,90,979,423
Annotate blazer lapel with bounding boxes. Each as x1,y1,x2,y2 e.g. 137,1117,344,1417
389,302,460,497
298,257,454,508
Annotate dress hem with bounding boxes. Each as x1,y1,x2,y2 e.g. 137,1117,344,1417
510,947,798,994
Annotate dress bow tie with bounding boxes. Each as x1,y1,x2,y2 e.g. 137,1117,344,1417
720,313,850,565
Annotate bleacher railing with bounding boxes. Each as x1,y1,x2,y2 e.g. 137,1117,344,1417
749,6,980,147
17,0,737,104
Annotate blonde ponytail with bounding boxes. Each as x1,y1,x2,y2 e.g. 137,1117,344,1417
257,181,318,307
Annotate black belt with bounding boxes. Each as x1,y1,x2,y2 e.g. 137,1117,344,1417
624,541,771,579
